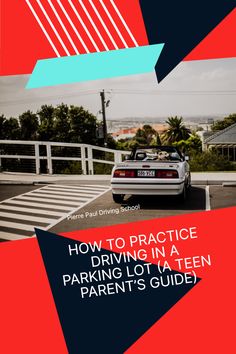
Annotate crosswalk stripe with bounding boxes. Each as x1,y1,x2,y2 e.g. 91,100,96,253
0,212,55,224
39,187,100,196
44,186,111,231
26,192,93,202
15,196,80,206
0,205,64,217
30,189,97,198
3,200,73,211
45,184,109,192
0,231,27,241
0,220,45,232
0,184,111,241
79,184,109,189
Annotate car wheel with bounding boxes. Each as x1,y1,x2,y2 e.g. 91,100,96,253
178,185,187,203
112,194,124,203
187,173,191,188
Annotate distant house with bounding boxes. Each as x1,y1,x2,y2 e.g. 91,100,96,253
111,127,138,141
203,123,236,161
113,133,135,141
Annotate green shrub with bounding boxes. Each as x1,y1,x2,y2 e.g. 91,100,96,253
94,163,113,175
52,161,82,174
189,151,236,172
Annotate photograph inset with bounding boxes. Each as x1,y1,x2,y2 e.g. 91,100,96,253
0,58,236,240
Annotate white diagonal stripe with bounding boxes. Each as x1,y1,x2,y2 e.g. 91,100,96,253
44,186,111,231
42,187,103,195
0,232,27,241
110,0,138,47
68,0,100,52
0,212,55,224
43,187,100,194
89,0,118,50
57,0,89,53
205,186,211,211
3,200,73,211
0,184,111,241
46,184,109,191
36,186,99,194
30,189,96,197
78,0,109,51
0,205,64,217
25,0,60,57
48,0,80,55
26,192,91,202
0,220,44,232
79,184,109,189
99,0,128,48
37,0,71,56
16,195,80,206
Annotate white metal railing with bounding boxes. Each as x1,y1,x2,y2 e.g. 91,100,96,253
0,140,130,175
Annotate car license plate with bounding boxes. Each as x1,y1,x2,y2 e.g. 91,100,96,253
137,170,155,177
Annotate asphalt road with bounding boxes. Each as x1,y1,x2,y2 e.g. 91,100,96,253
0,182,236,241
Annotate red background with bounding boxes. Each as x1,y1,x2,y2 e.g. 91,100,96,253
0,207,235,353
0,1,235,76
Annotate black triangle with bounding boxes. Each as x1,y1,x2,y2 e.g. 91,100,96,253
139,0,235,82
35,228,200,354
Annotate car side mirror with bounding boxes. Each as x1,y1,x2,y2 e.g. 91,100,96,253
124,154,131,160
185,155,190,161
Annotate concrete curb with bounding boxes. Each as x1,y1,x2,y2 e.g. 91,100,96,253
222,182,236,187
1,172,236,186
0,181,52,185
1,180,236,186
193,180,236,186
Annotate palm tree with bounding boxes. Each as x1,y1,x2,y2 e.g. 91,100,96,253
163,116,191,144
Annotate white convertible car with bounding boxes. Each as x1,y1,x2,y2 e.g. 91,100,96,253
111,146,191,203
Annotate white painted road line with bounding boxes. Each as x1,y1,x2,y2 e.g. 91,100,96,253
25,192,92,202
30,189,98,197
0,205,65,217
16,195,80,206
0,220,45,232
44,186,111,231
47,184,108,191
0,184,111,241
0,231,27,241
42,187,101,195
3,200,73,211
205,185,211,211
0,212,55,224
81,184,109,189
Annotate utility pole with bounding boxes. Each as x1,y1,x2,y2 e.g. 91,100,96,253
100,90,108,146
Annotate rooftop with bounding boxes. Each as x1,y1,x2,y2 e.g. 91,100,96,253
205,123,236,144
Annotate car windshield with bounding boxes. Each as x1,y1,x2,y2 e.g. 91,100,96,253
134,147,182,161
